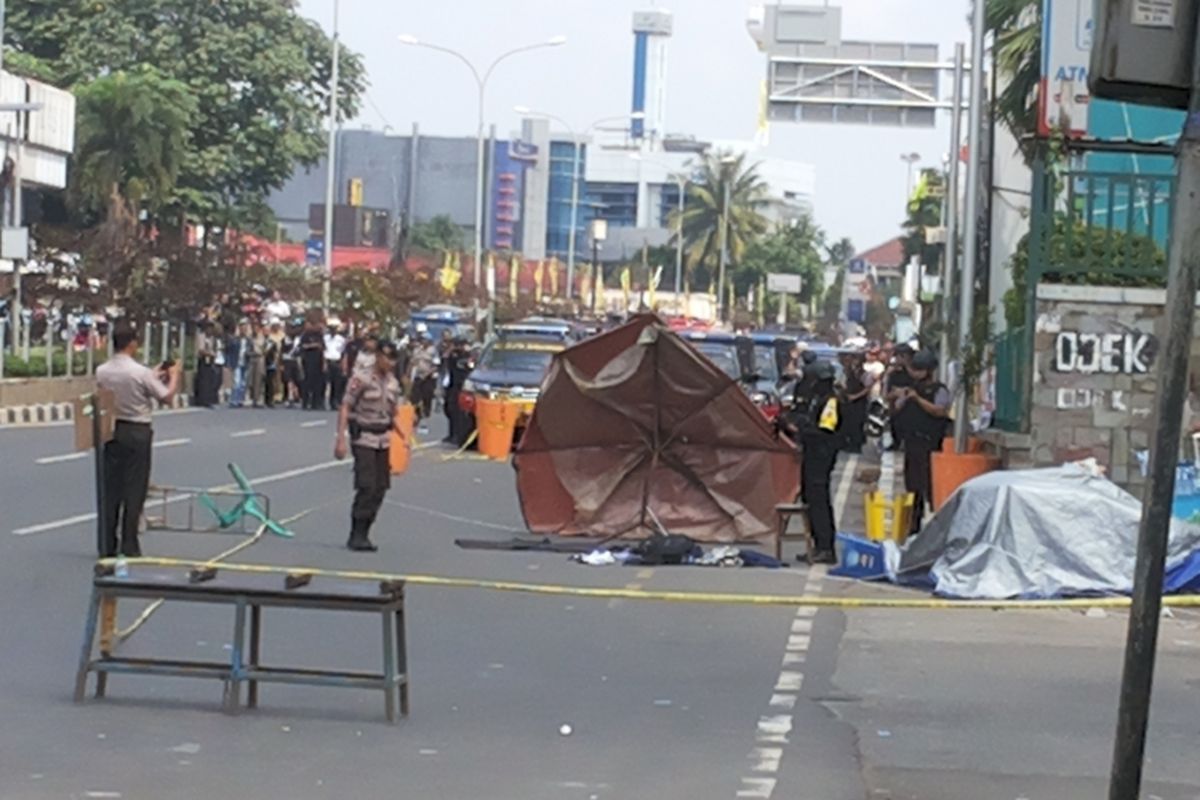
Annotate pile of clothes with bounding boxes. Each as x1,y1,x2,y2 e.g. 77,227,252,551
571,536,784,568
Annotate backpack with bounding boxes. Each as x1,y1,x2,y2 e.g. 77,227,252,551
635,534,700,566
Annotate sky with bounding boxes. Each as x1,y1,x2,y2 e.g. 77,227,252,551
299,0,972,253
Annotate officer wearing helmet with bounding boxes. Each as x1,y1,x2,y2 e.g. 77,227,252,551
335,339,403,552
781,359,841,564
893,349,951,534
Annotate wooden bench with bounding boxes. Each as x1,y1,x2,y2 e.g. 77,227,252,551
74,568,409,722
775,502,813,562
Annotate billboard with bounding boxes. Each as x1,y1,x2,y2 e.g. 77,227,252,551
766,272,802,294
1039,0,1094,137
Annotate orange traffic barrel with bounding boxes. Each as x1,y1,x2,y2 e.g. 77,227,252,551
476,397,520,461
389,403,416,475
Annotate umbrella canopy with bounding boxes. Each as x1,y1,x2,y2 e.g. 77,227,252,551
513,315,799,543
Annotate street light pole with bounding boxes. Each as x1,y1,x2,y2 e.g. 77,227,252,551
952,0,986,452
675,175,686,314
400,35,566,335
717,177,731,323
321,0,340,313
515,109,641,304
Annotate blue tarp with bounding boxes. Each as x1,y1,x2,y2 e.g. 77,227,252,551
880,463,1200,600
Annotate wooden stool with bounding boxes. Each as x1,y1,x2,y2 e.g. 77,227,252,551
775,502,813,562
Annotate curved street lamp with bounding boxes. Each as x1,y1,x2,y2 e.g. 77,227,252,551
399,34,567,333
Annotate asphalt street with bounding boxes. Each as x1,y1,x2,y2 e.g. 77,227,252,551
0,407,1198,799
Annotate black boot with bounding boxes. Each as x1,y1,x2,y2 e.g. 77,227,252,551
347,521,378,552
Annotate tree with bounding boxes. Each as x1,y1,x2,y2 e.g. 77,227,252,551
987,0,1041,163
408,215,465,254
737,215,827,307
902,168,946,272
825,237,855,270
821,266,846,334
73,67,195,222
7,0,367,228
671,151,769,288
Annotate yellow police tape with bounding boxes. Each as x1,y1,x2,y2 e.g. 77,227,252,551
96,556,1200,611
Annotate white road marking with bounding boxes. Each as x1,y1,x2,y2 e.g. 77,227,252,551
755,715,793,744
154,438,191,448
737,570,824,798
748,747,783,773
35,452,87,465
383,500,527,533
832,453,859,534
230,429,266,438
12,459,346,535
737,778,777,799
774,672,804,692
300,420,327,428
786,634,811,651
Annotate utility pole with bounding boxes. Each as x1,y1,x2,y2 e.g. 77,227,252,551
1107,18,1200,799
940,43,965,385
321,0,340,314
717,178,731,322
951,0,986,453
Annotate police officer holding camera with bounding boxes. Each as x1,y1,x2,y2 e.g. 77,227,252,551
335,340,402,552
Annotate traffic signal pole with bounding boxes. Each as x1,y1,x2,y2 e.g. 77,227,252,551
1107,19,1200,800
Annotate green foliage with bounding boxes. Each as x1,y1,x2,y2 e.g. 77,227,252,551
902,168,945,270
7,0,367,224
671,152,770,286
408,215,465,254
825,237,855,270
1003,215,1167,328
987,0,1042,164
737,215,827,305
74,67,195,218
821,266,846,333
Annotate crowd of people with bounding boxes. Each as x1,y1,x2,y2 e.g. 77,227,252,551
190,291,477,439
779,340,952,564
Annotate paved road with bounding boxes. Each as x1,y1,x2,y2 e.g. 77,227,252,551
0,408,1197,799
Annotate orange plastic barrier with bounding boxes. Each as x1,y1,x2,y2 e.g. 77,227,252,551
389,403,416,475
930,451,1000,509
476,398,526,461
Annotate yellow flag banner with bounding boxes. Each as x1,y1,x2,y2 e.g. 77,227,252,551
534,260,545,300
620,266,632,309
648,265,663,309
509,254,520,303
579,264,592,307
549,257,560,297
594,264,606,314
440,250,461,295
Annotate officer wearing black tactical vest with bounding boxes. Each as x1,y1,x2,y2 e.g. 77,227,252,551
892,349,951,534
782,360,841,564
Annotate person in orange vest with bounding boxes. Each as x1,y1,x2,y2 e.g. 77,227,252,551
335,340,402,552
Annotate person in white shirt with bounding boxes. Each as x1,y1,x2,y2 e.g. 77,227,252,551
95,322,182,557
325,324,348,408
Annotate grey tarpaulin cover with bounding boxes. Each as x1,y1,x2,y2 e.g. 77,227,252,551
883,462,1200,599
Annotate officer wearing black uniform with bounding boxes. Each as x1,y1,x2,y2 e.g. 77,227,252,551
782,360,841,564
442,337,473,445
335,340,402,552
892,350,951,534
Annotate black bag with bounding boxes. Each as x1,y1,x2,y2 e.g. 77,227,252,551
635,534,699,566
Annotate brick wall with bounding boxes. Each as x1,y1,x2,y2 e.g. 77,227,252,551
1027,284,1187,490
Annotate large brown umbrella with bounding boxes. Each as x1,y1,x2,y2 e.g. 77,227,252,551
513,315,799,543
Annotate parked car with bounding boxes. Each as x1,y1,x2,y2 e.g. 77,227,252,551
678,330,783,420
408,304,476,342
457,329,570,443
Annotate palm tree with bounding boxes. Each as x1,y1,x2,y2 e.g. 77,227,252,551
670,152,769,288
987,0,1041,163
73,66,195,224
825,236,856,269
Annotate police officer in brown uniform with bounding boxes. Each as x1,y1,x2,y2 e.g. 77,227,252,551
335,340,401,551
